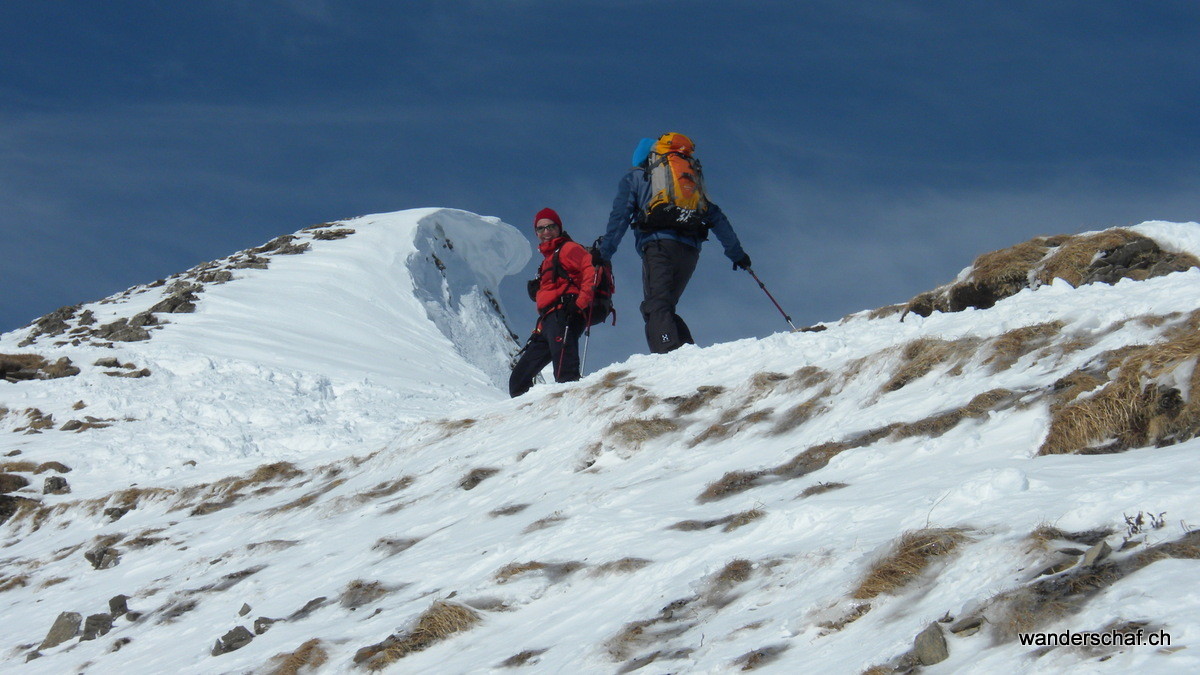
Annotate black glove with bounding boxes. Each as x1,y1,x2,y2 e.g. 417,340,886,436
561,293,579,314
732,254,752,271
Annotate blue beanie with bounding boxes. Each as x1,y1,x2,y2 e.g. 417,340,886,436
631,137,655,167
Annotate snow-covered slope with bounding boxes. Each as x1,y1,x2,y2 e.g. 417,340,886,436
0,208,528,485
2,217,1199,674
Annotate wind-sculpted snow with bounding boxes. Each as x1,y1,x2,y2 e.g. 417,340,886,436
2,220,1200,673
0,208,528,483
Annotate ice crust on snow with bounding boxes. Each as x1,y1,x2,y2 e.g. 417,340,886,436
2,217,1200,674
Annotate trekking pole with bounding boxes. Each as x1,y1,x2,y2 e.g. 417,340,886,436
745,268,798,331
580,304,596,375
555,322,572,380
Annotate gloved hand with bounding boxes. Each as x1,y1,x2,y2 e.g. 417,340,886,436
561,293,579,314
732,254,752,271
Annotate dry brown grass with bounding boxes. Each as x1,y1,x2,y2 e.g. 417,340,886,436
459,467,499,490
1041,315,1200,454
713,559,754,589
340,580,390,609
799,482,849,498
670,509,765,533
698,470,770,503
522,512,568,533
852,528,969,599
495,560,584,583
732,644,788,670
605,597,698,662
665,385,725,415
987,529,1200,642
986,322,1065,372
771,394,828,435
498,649,548,667
591,557,652,575
903,229,1199,319
1025,524,1113,552
359,601,481,670
607,417,679,446
894,389,1017,440
818,603,871,633
0,574,29,593
489,503,529,517
495,561,547,582
263,638,328,675
974,239,1055,288
356,477,414,500
267,479,345,513
1036,229,1141,286
882,337,981,392
0,461,38,473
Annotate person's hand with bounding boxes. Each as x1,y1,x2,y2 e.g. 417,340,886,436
562,293,579,313
733,254,752,271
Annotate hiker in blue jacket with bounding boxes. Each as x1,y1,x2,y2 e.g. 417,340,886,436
597,133,751,354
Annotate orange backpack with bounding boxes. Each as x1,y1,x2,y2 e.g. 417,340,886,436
642,132,710,237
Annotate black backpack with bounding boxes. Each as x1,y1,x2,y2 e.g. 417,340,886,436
527,239,615,327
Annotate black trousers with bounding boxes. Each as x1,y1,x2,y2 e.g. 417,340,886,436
641,239,700,354
509,309,586,397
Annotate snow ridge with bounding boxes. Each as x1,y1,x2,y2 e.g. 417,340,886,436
2,217,1200,674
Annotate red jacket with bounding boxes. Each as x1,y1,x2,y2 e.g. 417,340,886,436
535,235,595,314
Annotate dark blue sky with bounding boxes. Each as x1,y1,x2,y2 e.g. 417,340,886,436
4,1,1199,370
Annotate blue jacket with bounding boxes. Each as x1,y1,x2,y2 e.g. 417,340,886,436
597,168,746,263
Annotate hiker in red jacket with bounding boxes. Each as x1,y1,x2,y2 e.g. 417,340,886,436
509,208,596,397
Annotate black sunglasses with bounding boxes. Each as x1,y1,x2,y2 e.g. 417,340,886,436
535,224,559,232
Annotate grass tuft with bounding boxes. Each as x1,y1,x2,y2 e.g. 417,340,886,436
264,638,328,675
852,528,969,599
359,601,481,670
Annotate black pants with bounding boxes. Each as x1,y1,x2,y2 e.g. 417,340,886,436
509,309,586,397
641,239,700,354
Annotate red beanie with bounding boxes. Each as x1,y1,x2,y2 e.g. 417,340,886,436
533,207,562,228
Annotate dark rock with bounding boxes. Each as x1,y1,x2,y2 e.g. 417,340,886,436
949,616,984,636
105,507,130,521
43,357,80,378
110,637,132,652
211,626,254,655
39,611,82,650
239,603,251,616
109,595,130,618
81,613,114,641
60,420,84,432
287,596,329,621
1037,559,1076,576
149,290,198,314
98,319,151,343
94,357,122,368
913,621,949,665
0,473,30,494
43,476,70,495
196,270,234,284
128,312,157,328
312,228,355,240
253,617,277,635
0,494,37,525
1082,540,1113,567
85,546,121,570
